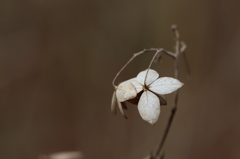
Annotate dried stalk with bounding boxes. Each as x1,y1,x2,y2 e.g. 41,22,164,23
153,25,188,159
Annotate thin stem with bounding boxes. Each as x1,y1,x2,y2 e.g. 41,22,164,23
174,57,179,79
154,25,187,159
179,42,191,77
154,106,176,158
173,26,180,56
151,48,176,58
144,49,163,85
154,66,179,158
112,49,154,87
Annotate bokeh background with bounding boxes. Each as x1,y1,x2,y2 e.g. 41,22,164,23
0,0,240,159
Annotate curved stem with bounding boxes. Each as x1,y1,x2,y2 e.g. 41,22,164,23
112,54,136,87
112,49,164,87
144,49,163,86
112,50,146,87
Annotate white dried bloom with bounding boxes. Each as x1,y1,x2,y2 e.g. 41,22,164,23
111,80,138,118
131,69,184,125
111,69,183,124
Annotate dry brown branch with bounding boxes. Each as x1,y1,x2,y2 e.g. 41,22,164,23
153,25,188,159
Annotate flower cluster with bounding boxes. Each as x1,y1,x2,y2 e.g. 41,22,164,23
111,69,183,125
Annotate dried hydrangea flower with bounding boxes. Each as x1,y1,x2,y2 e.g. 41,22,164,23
111,69,183,124
131,69,184,124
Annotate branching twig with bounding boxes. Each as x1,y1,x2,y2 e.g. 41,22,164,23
153,25,188,159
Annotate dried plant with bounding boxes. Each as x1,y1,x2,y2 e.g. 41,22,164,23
111,25,189,159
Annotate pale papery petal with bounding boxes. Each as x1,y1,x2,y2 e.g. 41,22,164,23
149,77,184,95
116,81,137,102
138,91,160,125
111,91,117,114
117,99,127,119
137,69,159,86
127,78,143,93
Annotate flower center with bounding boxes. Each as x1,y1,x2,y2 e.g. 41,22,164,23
143,85,149,91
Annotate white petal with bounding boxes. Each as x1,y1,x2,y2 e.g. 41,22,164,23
117,99,127,119
127,78,143,93
149,77,184,95
116,80,137,102
138,91,160,125
137,69,159,86
111,91,117,114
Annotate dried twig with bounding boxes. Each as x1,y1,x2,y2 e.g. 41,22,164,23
153,25,188,159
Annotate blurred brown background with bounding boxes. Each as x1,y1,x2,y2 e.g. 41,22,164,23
0,0,240,159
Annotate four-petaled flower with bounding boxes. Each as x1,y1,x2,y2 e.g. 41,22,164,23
112,69,183,125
